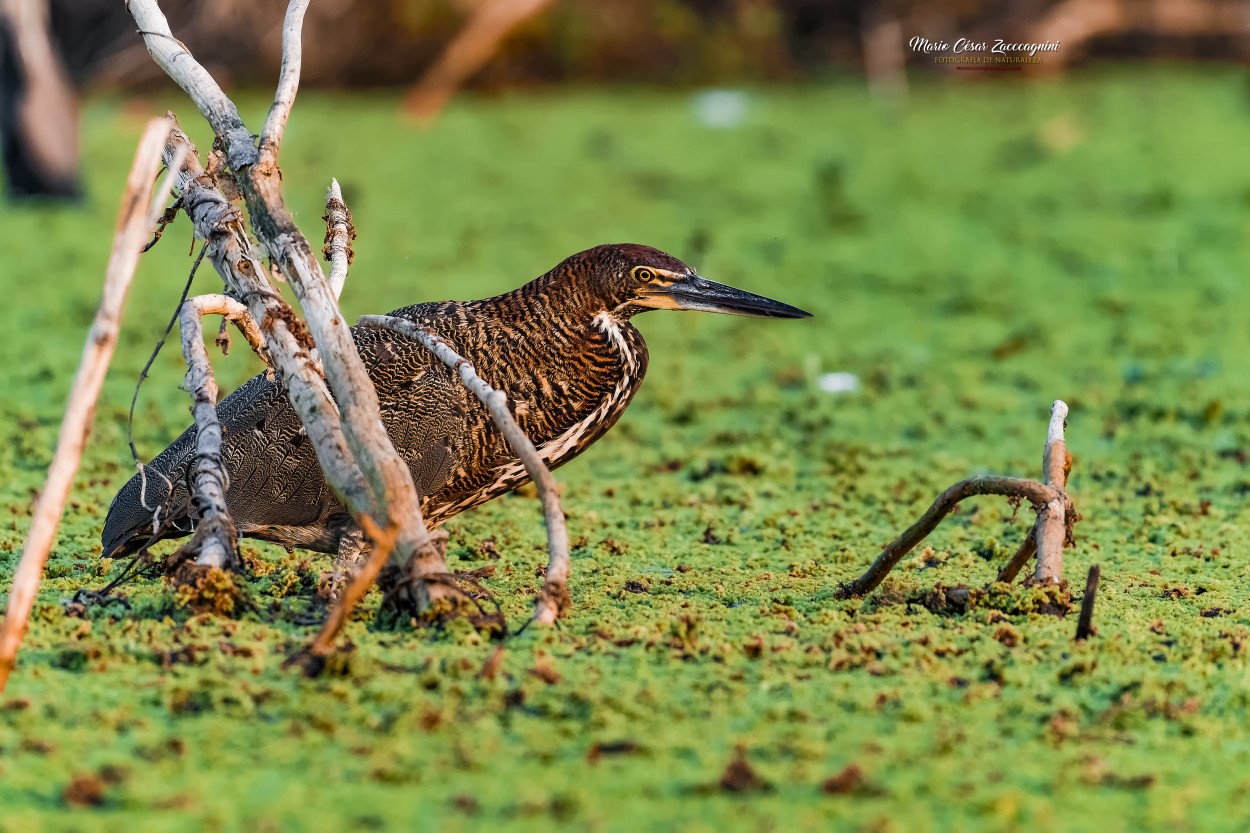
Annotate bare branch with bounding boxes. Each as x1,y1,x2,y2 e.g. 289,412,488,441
841,399,1078,599
258,0,311,166
360,314,572,624
129,2,440,596
176,298,238,569
187,294,270,367
0,117,171,692
299,515,400,667
126,0,256,172
323,179,353,301
838,476,1063,598
1035,400,1070,583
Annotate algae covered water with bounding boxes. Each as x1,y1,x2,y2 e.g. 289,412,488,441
2,72,1250,830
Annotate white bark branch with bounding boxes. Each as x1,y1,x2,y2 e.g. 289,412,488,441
0,118,171,692
323,179,352,301
162,121,375,519
1035,399,1070,583
129,2,442,596
359,314,572,625
177,299,237,569
258,0,311,166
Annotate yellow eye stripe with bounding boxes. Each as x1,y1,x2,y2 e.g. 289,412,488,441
631,266,683,286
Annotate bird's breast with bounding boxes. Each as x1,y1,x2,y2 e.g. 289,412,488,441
425,311,647,520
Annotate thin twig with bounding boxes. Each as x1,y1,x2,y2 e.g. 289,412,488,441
323,179,353,301
300,515,399,663
0,118,171,693
360,314,572,625
995,521,1038,583
258,0,311,166
1075,564,1100,641
187,294,270,366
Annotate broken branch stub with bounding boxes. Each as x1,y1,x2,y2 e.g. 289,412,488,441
1035,400,1070,583
840,400,1077,599
322,179,353,301
0,118,171,693
359,314,572,625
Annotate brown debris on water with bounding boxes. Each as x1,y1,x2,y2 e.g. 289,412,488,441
822,764,865,795
63,773,106,807
718,746,772,794
169,563,246,617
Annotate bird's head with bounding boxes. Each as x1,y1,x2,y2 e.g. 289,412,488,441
558,243,812,321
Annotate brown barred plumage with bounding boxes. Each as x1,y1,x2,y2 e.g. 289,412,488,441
101,243,809,558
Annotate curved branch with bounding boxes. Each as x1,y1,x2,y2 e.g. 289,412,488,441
359,314,572,624
839,476,1061,598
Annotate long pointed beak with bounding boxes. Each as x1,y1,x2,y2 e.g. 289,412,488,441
647,276,812,319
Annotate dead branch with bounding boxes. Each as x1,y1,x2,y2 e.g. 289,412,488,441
0,118,170,693
258,0,310,167
1035,400,1070,583
171,291,275,570
175,298,239,570
402,0,555,124
840,400,1077,599
995,526,1037,584
293,514,400,672
187,295,270,367
359,314,571,625
129,1,447,609
130,0,461,610
322,179,353,301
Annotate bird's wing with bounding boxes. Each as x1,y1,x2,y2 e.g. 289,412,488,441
102,321,473,556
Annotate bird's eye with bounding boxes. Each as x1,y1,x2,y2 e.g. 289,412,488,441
633,266,656,283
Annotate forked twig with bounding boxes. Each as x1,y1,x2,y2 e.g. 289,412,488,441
0,118,172,693
840,400,1077,599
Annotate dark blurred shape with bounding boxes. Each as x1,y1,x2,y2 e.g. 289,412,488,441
39,0,1250,92
404,0,556,123
6,0,1250,197
0,0,79,199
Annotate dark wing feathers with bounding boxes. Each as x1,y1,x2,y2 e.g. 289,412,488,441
102,314,470,556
